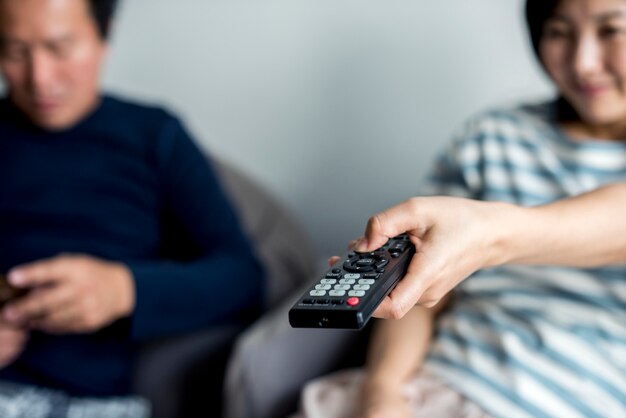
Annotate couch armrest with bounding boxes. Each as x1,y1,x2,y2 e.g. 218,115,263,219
212,158,317,309
224,282,370,418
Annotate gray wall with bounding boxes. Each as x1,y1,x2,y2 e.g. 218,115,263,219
3,0,554,258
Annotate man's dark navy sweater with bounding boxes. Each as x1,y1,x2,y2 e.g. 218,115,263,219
0,95,264,396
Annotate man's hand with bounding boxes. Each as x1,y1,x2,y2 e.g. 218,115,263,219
0,319,28,368
2,255,135,334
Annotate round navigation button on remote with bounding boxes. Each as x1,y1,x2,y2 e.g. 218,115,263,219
347,297,360,306
356,258,376,267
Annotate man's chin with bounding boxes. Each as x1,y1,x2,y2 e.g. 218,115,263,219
28,111,81,132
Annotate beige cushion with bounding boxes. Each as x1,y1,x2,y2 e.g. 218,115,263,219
216,159,362,418
213,158,317,308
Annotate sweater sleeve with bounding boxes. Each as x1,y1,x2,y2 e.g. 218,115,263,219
126,115,265,340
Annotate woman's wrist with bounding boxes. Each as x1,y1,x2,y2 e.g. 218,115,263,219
472,200,528,269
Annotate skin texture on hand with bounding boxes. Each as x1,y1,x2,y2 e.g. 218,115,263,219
2,254,135,334
0,319,28,369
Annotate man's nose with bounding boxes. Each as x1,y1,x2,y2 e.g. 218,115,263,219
572,35,603,78
27,50,55,95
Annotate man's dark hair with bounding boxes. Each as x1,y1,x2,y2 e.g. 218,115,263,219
88,0,118,40
525,0,579,121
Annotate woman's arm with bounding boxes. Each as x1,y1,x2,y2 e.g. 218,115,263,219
356,297,450,418
353,183,626,319
503,183,626,266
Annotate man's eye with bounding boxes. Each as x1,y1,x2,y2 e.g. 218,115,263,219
599,26,625,38
0,45,27,61
47,40,74,57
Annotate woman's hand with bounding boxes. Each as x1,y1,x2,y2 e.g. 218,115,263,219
349,196,516,319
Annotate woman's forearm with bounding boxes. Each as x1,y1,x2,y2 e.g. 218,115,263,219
364,305,435,388
497,183,626,267
360,183,626,319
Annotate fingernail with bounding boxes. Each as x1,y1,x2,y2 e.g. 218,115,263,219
355,238,368,251
7,270,24,286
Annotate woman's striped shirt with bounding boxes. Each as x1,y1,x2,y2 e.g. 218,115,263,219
421,101,626,418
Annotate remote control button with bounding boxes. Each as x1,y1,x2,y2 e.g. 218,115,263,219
315,299,330,305
358,279,375,285
315,284,331,290
342,261,355,271
329,290,346,297
331,299,344,305
332,268,341,273
375,259,389,269
320,279,337,285
363,273,381,279
347,297,360,306
377,268,385,273
301,298,314,304
343,262,374,273
339,279,355,285
325,273,342,279
309,290,326,297
334,284,351,291
390,243,408,252
353,284,370,291
349,290,366,297
344,273,360,279
391,252,401,258
356,258,376,267
354,251,376,257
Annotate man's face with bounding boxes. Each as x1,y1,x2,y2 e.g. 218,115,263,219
0,0,107,131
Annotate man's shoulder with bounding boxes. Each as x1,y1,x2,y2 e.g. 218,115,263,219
101,94,181,128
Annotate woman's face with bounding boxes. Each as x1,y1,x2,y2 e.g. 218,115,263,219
540,0,626,127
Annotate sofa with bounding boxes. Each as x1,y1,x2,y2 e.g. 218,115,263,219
219,162,371,418
133,158,322,418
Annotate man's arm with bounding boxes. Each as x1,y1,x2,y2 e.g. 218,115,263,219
126,115,265,339
3,115,265,339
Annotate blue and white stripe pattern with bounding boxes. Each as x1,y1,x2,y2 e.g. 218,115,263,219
421,101,626,418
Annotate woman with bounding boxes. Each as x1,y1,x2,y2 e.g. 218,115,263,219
296,0,626,416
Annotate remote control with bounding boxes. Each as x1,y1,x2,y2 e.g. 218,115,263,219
289,234,415,329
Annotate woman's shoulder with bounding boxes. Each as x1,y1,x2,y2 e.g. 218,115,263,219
451,99,557,146
466,100,553,132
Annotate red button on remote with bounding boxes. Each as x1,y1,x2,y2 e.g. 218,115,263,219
347,297,360,306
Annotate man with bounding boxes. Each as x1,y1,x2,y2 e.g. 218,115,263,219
0,0,264,416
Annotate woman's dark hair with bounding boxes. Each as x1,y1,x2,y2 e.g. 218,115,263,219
525,0,559,62
88,0,118,40
525,0,579,121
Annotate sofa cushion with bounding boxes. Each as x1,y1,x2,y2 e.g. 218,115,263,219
213,158,317,308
